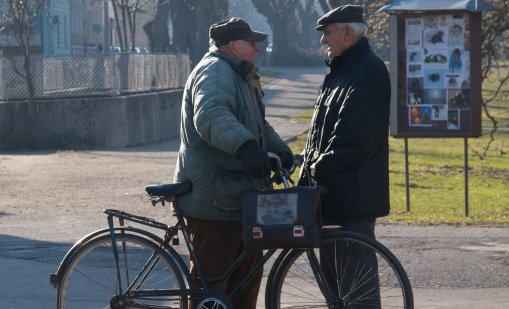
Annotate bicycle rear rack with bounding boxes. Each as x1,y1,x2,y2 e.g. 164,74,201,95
103,209,169,230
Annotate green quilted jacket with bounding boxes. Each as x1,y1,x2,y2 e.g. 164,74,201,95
173,52,290,221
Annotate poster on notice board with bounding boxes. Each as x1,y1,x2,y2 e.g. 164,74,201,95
391,12,482,138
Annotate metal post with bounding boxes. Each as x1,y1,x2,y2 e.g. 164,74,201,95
464,138,469,217
404,138,410,212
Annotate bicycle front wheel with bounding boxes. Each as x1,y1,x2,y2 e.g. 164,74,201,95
268,230,413,308
57,232,187,309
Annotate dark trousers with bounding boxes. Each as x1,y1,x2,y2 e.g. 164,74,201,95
186,217,263,309
320,217,381,308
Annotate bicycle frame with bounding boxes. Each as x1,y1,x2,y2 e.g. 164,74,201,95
103,198,281,304
52,152,321,308
105,153,300,301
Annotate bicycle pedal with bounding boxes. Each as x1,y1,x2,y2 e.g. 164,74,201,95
171,236,180,245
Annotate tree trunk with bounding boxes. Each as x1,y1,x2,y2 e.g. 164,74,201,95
168,0,228,67
128,5,135,51
121,0,129,50
169,0,195,55
252,0,300,66
149,0,171,52
270,17,294,65
111,0,125,50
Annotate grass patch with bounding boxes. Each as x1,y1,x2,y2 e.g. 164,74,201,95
386,135,509,224
260,69,282,85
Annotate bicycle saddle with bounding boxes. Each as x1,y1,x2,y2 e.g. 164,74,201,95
145,181,192,197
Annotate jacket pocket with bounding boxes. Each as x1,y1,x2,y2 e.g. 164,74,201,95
213,170,255,211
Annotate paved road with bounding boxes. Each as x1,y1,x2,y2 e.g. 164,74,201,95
1,67,508,308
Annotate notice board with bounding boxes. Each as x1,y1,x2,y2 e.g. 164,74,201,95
389,12,482,137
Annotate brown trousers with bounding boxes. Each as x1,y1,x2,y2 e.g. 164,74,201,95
186,217,263,309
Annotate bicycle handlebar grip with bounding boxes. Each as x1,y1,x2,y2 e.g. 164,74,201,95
293,154,304,167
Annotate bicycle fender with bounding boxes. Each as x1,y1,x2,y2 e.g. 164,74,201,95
49,226,165,288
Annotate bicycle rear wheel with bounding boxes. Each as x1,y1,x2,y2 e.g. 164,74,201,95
267,230,413,308
57,232,187,309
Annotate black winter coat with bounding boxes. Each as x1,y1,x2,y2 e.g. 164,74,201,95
299,37,391,219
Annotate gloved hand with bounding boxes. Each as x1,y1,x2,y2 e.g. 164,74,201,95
272,151,294,171
236,140,271,180
278,151,294,170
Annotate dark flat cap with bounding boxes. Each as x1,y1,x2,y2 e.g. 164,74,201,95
210,17,267,46
316,4,364,31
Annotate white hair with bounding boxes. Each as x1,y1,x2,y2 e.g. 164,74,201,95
209,39,220,52
209,38,231,53
338,22,368,37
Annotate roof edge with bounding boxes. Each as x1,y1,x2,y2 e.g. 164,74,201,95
378,0,497,14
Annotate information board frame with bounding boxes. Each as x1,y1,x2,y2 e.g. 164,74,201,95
389,11,482,138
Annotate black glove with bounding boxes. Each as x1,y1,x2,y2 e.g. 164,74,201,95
236,140,271,180
278,151,294,170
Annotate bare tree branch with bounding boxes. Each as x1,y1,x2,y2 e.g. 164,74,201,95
1,0,46,114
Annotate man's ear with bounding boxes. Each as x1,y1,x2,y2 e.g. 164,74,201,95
343,25,352,40
345,26,361,45
228,40,237,54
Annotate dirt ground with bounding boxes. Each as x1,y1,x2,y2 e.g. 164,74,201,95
0,139,181,242
2,138,509,309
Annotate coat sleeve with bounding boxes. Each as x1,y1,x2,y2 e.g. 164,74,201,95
313,63,390,181
192,63,255,156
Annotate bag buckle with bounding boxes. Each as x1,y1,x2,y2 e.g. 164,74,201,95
293,224,304,237
252,225,263,239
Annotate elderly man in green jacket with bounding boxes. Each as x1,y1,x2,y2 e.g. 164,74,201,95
173,17,292,308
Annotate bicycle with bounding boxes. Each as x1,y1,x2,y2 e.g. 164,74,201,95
50,153,413,308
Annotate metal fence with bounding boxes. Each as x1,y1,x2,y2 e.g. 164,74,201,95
0,53,190,101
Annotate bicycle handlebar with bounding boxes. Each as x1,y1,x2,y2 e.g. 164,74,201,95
267,152,303,189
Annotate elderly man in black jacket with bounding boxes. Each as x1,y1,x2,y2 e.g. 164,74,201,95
299,4,391,307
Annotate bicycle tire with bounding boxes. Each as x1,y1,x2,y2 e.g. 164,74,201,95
56,232,187,309
267,230,413,308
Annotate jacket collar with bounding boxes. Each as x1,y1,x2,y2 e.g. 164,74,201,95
326,37,370,70
209,52,259,81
